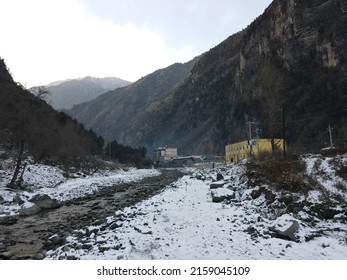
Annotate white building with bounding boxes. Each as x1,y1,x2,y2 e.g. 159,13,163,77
153,146,177,162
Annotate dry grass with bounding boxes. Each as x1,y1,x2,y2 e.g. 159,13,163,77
246,151,310,193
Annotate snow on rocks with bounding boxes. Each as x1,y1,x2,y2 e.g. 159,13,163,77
0,163,161,223
45,160,347,260
211,188,235,203
18,201,41,216
269,214,300,242
29,194,60,209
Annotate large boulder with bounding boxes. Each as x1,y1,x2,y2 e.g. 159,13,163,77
19,201,41,216
210,181,225,189
216,173,224,181
269,214,300,242
12,194,24,205
30,194,60,209
211,188,235,203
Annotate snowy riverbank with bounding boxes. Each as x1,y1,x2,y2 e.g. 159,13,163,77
44,155,347,260
0,163,160,221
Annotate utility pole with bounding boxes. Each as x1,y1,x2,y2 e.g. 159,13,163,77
282,105,286,159
327,125,334,148
246,121,255,156
246,121,254,140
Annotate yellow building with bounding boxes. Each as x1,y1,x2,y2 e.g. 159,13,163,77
225,139,284,163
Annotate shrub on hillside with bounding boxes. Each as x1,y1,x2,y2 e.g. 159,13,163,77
246,151,310,193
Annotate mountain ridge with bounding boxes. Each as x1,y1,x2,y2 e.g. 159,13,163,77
44,76,131,110
67,0,347,155
67,58,199,143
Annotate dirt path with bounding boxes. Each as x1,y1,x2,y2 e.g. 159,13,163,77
0,169,185,259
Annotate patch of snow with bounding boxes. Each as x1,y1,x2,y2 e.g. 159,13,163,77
302,154,347,201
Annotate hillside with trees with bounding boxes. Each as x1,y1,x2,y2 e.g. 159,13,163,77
0,58,105,187
67,59,198,143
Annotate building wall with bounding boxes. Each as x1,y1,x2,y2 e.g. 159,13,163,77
164,148,177,160
225,139,284,163
153,146,177,162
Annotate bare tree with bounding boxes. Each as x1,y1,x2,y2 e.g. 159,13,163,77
8,139,25,189
257,61,286,155
30,85,51,103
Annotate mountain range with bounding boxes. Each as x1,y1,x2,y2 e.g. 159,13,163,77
44,76,131,110
67,0,347,155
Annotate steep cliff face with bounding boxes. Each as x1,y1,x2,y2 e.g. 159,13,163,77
66,0,346,155
125,0,347,154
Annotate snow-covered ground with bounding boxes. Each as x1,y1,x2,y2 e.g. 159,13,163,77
1,153,346,259
43,155,347,260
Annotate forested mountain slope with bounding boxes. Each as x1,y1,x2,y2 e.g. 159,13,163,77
0,58,103,165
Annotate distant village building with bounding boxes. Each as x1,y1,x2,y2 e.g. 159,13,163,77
153,146,177,162
225,139,284,163
171,156,202,166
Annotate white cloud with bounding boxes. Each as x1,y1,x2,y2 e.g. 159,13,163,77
0,0,196,86
0,0,273,86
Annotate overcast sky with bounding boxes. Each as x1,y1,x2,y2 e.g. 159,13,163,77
0,0,272,87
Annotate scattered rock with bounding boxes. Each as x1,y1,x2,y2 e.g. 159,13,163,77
19,202,41,216
277,194,293,205
195,174,206,181
0,251,13,260
35,253,45,260
210,182,225,189
134,226,153,235
216,173,224,181
82,243,93,250
211,188,235,203
245,225,261,239
264,189,276,204
86,227,99,237
12,194,24,205
99,245,111,252
0,195,4,204
309,204,342,220
62,245,70,252
48,234,64,245
250,187,265,199
30,194,60,209
108,222,123,230
269,215,300,242
66,254,78,260
92,219,106,226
